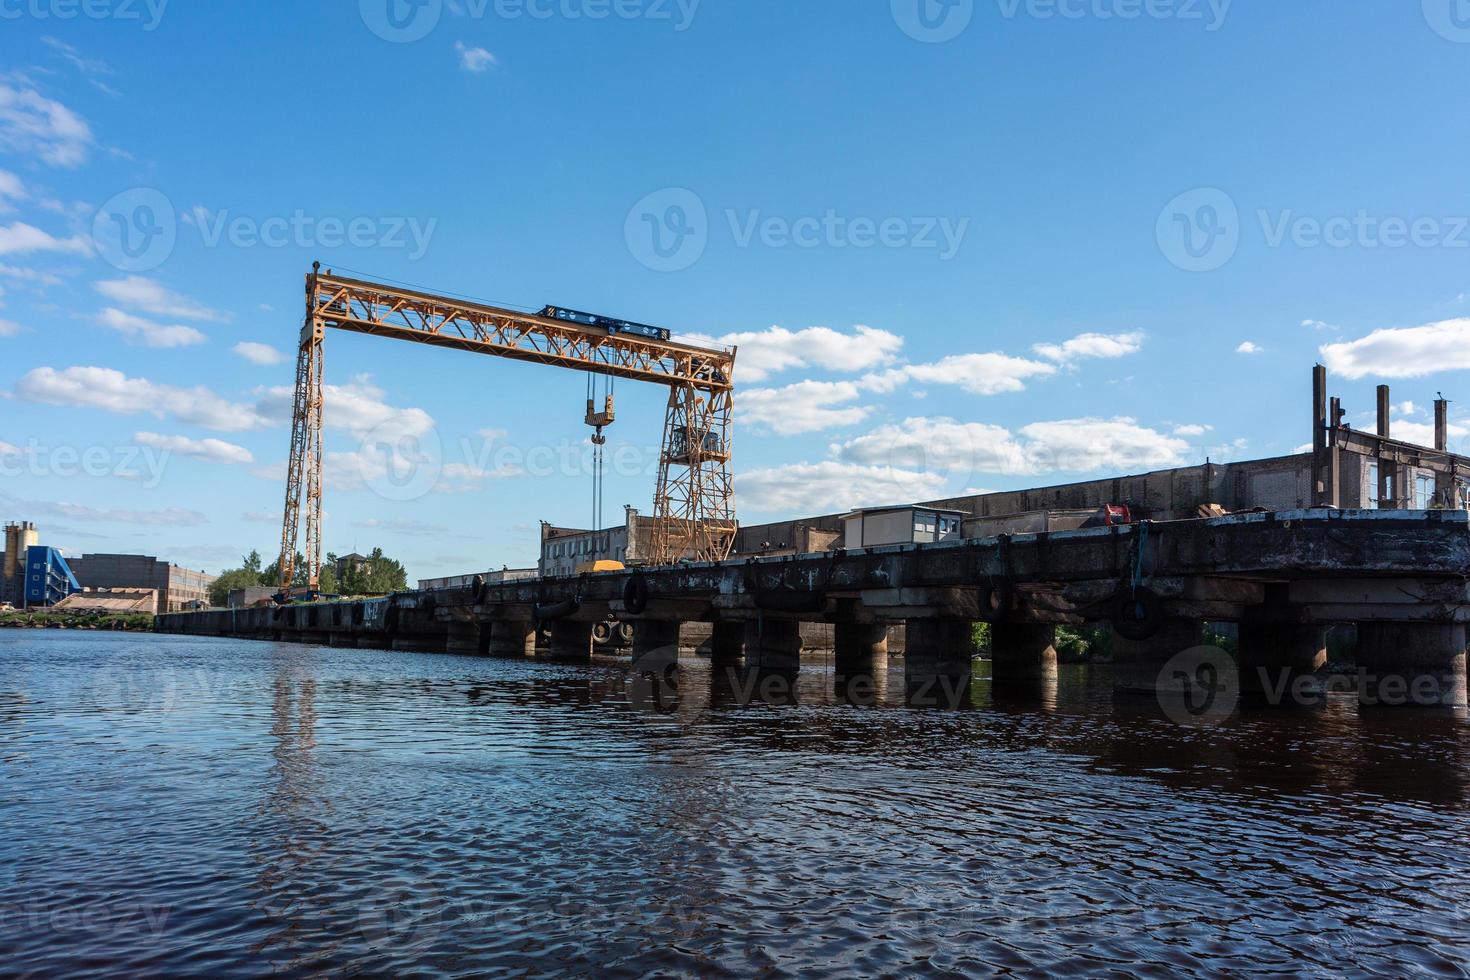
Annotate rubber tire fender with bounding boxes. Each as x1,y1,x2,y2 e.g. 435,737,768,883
623,575,650,615
534,598,581,622
1111,586,1164,642
977,580,1015,623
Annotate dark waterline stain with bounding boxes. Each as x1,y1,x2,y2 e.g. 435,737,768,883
2,631,1469,977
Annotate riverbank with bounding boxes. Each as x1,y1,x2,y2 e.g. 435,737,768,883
0,611,153,632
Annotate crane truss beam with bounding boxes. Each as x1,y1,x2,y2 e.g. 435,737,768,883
278,267,738,590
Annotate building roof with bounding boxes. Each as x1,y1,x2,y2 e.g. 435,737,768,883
840,504,969,520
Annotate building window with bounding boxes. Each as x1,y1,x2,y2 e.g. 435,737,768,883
1415,473,1435,509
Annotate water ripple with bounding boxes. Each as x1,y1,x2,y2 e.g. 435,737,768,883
2,631,1468,976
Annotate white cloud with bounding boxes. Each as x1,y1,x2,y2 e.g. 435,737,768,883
0,493,207,527
93,276,226,322
0,263,65,286
1172,423,1212,437
0,170,25,209
454,42,497,72
684,324,903,383
0,317,19,337
233,341,287,365
41,36,114,82
737,461,947,515
1320,318,1470,380
16,366,267,432
1033,330,1144,363
836,415,1191,479
0,221,92,256
97,308,206,348
1302,319,1338,332
0,83,93,167
742,380,870,435
350,517,450,535
865,352,1057,396
134,431,253,465
838,417,1031,477
254,374,434,439
1236,341,1262,354
1016,417,1192,473
1391,418,1470,449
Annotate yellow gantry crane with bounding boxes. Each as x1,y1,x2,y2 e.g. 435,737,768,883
278,264,738,591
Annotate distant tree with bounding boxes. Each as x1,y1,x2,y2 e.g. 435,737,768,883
340,547,408,596
259,551,307,589
209,567,263,608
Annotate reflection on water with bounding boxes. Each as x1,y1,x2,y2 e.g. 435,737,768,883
2,631,1468,976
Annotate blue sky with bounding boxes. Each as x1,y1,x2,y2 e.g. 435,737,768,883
2,0,1469,581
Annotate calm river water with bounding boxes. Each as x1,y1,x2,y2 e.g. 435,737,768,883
2,630,1469,977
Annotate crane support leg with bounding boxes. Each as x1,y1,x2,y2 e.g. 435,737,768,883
652,382,736,564
279,316,325,592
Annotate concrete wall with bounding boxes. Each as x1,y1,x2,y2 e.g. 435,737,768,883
921,455,1320,522
67,553,216,614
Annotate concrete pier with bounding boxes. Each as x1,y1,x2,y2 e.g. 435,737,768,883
1238,618,1326,701
1113,619,1203,694
632,620,680,659
546,620,593,662
746,619,801,673
487,619,535,658
904,618,973,707
710,621,746,665
156,510,1470,712
445,621,480,656
1356,622,1469,708
991,624,1058,679
834,622,888,671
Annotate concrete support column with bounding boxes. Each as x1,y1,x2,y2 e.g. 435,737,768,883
487,619,535,658
632,620,681,660
1356,622,1469,708
445,621,481,656
745,619,802,673
834,622,889,707
904,618,974,708
392,630,446,653
834,622,888,672
1112,619,1203,693
991,623,1058,679
710,621,746,665
547,620,593,662
1238,620,1326,700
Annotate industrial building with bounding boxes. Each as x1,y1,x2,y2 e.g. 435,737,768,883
842,506,967,550
2,521,39,605
539,507,656,577
65,554,216,614
417,568,537,592
22,546,81,607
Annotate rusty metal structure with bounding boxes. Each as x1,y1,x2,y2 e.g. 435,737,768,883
278,264,737,589
1312,364,1468,511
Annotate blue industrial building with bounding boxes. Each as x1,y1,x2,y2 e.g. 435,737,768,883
23,546,80,608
